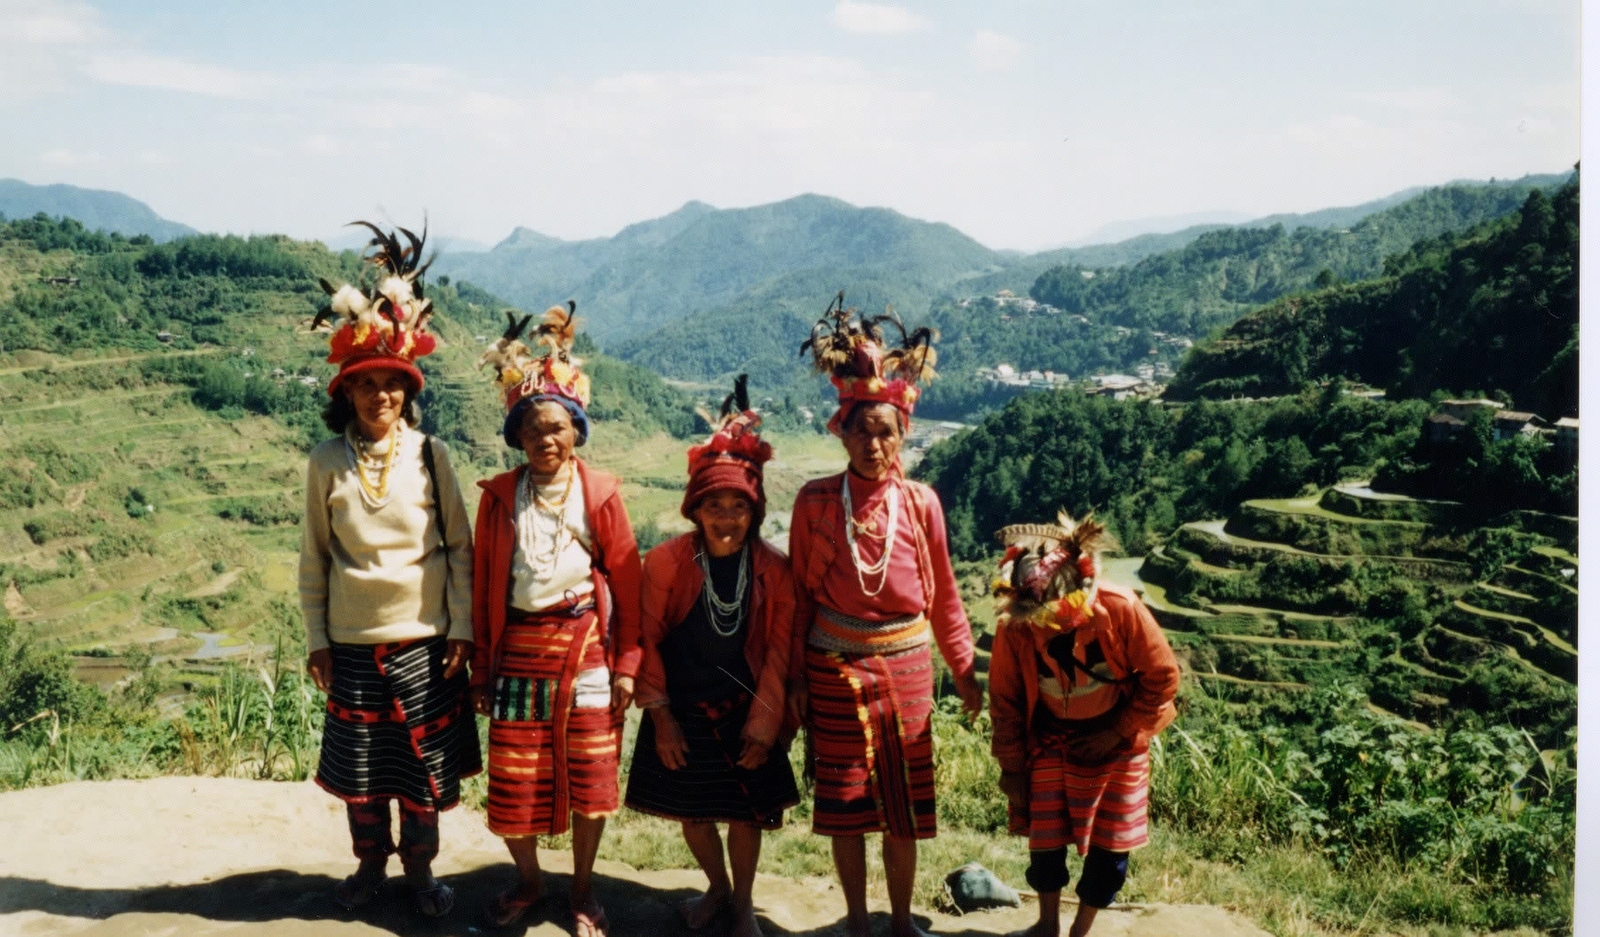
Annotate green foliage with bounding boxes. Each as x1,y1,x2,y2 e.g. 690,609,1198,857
915,386,1430,560
1171,180,1578,420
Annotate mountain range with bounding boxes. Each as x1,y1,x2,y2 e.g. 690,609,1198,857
0,179,197,242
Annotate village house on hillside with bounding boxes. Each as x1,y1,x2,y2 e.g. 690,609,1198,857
1425,398,1574,458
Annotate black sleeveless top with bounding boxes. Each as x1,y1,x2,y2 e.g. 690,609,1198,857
659,547,757,705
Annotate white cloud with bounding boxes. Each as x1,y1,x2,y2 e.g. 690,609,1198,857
84,53,258,98
6,0,102,44
0,0,102,98
830,2,930,35
39,147,99,166
969,29,1025,71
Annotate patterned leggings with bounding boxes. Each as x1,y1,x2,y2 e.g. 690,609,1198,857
347,798,440,865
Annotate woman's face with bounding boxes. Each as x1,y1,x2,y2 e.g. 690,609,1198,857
345,367,411,440
520,400,577,476
694,490,754,558
841,404,903,480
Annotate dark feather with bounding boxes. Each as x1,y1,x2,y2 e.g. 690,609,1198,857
501,311,533,342
734,373,749,412
318,278,338,296
311,306,336,330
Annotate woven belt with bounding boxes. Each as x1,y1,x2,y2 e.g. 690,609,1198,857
808,606,930,656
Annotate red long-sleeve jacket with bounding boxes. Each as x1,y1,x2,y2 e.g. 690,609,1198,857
634,532,794,746
470,458,643,690
989,583,1180,774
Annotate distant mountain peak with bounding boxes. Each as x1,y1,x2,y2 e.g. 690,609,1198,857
0,178,197,242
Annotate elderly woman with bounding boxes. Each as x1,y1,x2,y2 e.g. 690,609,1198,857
298,225,478,919
788,297,983,937
625,378,798,937
471,304,641,936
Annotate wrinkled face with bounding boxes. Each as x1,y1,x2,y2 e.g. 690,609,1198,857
345,367,411,440
520,400,577,476
694,490,753,558
842,403,903,480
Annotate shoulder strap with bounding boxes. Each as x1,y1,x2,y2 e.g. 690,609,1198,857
419,434,447,551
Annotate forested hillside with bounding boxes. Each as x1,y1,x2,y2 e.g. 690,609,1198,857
1167,181,1578,419
437,194,1003,343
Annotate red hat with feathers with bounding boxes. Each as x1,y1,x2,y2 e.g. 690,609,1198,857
313,221,437,396
682,373,773,520
798,291,939,437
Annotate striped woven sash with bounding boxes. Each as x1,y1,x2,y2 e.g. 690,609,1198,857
808,605,930,656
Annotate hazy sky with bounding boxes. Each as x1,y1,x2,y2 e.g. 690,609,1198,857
0,0,1579,250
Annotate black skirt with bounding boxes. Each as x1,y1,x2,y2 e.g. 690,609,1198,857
315,636,482,811
625,692,799,829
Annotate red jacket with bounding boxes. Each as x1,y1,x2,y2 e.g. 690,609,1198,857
470,458,643,690
989,583,1179,774
634,532,794,746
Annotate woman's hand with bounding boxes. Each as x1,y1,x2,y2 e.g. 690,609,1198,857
651,709,689,770
736,738,771,770
472,686,492,717
785,678,809,729
953,670,984,720
611,674,635,714
442,639,472,679
998,770,1028,809
306,649,333,694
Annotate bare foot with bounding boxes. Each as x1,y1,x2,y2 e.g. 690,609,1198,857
678,886,730,931
841,910,871,937
1004,922,1061,937
573,895,609,937
730,904,765,937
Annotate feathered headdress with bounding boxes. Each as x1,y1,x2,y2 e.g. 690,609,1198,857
682,373,773,519
312,221,438,395
799,291,939,436
992,511,1115,630
481,300,593,447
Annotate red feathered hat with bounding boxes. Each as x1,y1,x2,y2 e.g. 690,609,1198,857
799,292,939,436
682,374,773,518
314,221,437,397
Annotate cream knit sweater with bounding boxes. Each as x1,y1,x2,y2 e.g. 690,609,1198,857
298,426,474,652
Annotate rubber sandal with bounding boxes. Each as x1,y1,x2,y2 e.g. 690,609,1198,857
485,888,543,928
412,881,456,919
334,870,386,910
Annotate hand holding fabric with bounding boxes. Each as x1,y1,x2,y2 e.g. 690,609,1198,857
306,649,332,694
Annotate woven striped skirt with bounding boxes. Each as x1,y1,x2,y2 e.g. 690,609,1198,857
315,636,481,812
806,644,937,839
1012,748,1151,855
625,693,800,829
486,607,621,837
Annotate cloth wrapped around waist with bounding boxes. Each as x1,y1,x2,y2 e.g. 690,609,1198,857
807,605,929,656
493,601,610,718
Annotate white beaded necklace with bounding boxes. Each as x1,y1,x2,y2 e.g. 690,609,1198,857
842,475,899,597
516,466,575,583
344,423,402,510
696,543,750,637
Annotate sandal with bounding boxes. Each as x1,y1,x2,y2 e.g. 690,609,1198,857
333,869,386,910
412,881,456,919
573,902,609,937
485,888,544,928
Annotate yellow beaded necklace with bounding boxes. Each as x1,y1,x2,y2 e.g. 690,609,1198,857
354,425,399,503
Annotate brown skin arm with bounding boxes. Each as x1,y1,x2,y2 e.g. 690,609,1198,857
736,737,771,770
952,669,983,719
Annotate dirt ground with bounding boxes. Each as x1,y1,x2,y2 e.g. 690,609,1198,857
0,776,1275,937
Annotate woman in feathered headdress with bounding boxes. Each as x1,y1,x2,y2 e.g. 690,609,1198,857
624,375,799,937
468,302,641,935
988,513,1179,937
298,222,479,919
787,293,981,937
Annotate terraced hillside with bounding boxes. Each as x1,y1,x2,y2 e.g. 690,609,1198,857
1136,485,1576,745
